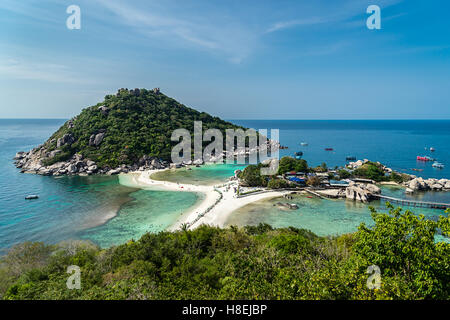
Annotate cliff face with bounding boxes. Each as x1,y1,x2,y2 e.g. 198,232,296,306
13,88,245,176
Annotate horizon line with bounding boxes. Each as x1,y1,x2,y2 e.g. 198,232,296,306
1,118,450,121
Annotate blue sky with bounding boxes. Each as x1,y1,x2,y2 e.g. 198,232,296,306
1,0,449,119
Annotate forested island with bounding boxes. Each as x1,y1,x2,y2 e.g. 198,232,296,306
13,88,245,176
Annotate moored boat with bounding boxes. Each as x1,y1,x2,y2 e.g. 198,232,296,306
432,162,444,169
346,156,356,161
294,151,303,159
325,148,333,151
417,156,433,161
300,142,308,146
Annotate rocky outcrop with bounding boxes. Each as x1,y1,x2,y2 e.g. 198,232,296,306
98,106,109,116
89,130,106,147
57,133,75,148
404,177,450,192
345,182,381,203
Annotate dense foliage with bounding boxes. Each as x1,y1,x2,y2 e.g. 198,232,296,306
277,157,308,175
1,207,448,300
238,163,268,187
352,162,388,182
267,178,289,189
43,88,245,168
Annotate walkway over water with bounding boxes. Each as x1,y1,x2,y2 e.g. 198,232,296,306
373,194,450,210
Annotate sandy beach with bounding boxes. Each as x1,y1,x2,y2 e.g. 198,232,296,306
123,169,287,230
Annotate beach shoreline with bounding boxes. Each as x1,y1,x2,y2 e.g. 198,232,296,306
120,169,288,231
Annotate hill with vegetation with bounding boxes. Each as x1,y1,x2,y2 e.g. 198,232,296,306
14,88,245,174
1,206,448,300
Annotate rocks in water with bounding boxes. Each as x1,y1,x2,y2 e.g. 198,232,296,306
14,152,26,160
431,183,443,191
405,177,450,192
87,165,98,172
107,169,121,175
274,202,299,210
57,134,75,148
345,182,380,203
67,163,78,174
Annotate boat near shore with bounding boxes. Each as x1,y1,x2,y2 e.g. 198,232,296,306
432,162,445,169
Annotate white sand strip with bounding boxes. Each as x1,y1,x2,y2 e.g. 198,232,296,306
124,170,288,230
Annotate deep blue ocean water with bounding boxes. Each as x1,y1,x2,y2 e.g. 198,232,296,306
233,120,450,179
0,119,449,252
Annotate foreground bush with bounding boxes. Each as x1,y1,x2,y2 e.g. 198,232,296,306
1,207,448,300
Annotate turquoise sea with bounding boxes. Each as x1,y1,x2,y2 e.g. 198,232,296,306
0,119,449,252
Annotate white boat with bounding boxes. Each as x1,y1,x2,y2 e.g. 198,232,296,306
25,195,39,200
430,147,435,152
432,162,444,169
300,142,308,146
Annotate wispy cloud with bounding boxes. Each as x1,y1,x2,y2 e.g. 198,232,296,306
266,0,404,33
266,17,329,33
95,0,257,64
0,57,92,84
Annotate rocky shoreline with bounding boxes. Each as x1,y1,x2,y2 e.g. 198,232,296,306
13,149,170,176
13,139,281,177
404,177,450,193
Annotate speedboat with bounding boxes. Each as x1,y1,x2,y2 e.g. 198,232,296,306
294,151,303,159
430,147,435,152
417,156,433,161
25,195,39,200
300,142,308,146
432,162,444,169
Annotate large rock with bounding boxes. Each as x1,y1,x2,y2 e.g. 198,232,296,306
431,183,443,191
365,184,381,195
87,165,98,172
48,150,62,158
89,132,106,147
86,160,96,167
67,164,78,174
14,152,26,160
57,134,75,148
98,106,109,115
345,183,380,203
151,158,162,169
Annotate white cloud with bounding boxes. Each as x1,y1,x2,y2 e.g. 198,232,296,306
95,0,257,64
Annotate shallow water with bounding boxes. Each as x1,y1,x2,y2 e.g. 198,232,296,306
79,189,202,248
1,119,449,252
225,187,448,237
151,163,245,186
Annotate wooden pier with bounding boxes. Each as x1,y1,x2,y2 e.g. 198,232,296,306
305,188,327,200
373,195,450,210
